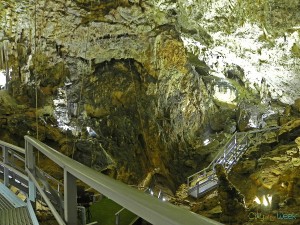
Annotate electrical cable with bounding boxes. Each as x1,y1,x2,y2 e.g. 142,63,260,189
71,1,92,159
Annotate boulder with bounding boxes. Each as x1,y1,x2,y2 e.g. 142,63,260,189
292,98,300,113
184,159,197,169
237,102,261,131
209,109,236,132
236,102,274,131
215,164,247,223
224,119,237,134
232,160,256,174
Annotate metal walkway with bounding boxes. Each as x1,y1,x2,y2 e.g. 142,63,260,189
1,136,223,225
0,183,36,225
187,127,279,198
0,206,34,225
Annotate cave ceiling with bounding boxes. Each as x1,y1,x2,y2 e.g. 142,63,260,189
0,0,299,102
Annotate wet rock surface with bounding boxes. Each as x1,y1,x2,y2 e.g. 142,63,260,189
215,164,247,223
0,1,300,225
170,112,300,225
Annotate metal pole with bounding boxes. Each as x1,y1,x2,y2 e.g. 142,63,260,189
64,169,77,225
78,206,86,225
26,168,66,225
25,141,36,202
115,213,120,225
3,146,9,187
115,208,126,225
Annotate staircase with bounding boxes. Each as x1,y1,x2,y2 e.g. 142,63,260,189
0,206,34,225
0,183,37,225
0,190,14,210
187,127,279,198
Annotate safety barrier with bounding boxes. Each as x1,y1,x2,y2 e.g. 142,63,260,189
187,127,279,198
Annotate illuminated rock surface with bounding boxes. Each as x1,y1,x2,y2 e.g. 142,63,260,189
0,0,300,224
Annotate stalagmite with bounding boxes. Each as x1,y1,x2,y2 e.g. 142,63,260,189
139,167,160,189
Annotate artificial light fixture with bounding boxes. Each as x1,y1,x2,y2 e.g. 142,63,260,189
203,139,210,146
254,196,261,204
262,195,268,207
267,194,272,205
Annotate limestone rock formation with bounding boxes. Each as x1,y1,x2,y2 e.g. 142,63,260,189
215,164,247,223
0,0,217,186
1,1,300,224
279,119,300,143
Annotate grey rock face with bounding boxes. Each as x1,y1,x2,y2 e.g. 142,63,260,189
1,0,300,187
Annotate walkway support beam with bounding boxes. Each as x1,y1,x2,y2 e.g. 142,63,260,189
64,169,77,225
2,146,9,187
25,141,36,203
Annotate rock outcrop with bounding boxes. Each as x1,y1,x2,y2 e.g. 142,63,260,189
0,2,300,220
215,164,247,223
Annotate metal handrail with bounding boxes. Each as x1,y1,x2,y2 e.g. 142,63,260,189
36,167,63,191
25,135,223,225
0,140,66,224
187,126,280,191
115,207,126,225
26,168,66,225
0,162,28,181
187,133,247,197
0,141,62,192
0,140,26,154
27,198,40,225
187,132,238,187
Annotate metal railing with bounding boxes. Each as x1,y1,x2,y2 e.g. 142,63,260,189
27,198,40,225
115,206,139,225
0,141,28,191
24,135,223,225
0,140,38,224
1,136,224,225
187,132,241,188
187,127,280,198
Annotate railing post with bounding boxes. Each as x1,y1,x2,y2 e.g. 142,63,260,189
25,141,36,203
234,133,238,153
2,146,9,187
115,213,120,225
78,206,86,225
64,169,77,225
11,150,15,166
223,151,226,166
234,133,237,145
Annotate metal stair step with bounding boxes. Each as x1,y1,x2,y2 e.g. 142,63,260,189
18,206,33,224
189,180,219,198
0,192,14,210
0,183,26,208
187,130,260,198
0,206,33,225
0,210,3,225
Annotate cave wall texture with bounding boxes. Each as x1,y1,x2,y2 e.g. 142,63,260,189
0,0,299,190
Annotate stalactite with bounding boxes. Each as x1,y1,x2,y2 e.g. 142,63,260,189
0,40,10,89
0,42,4,70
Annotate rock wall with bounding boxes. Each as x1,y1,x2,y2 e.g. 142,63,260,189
0,0,299,190
0,0,217,188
